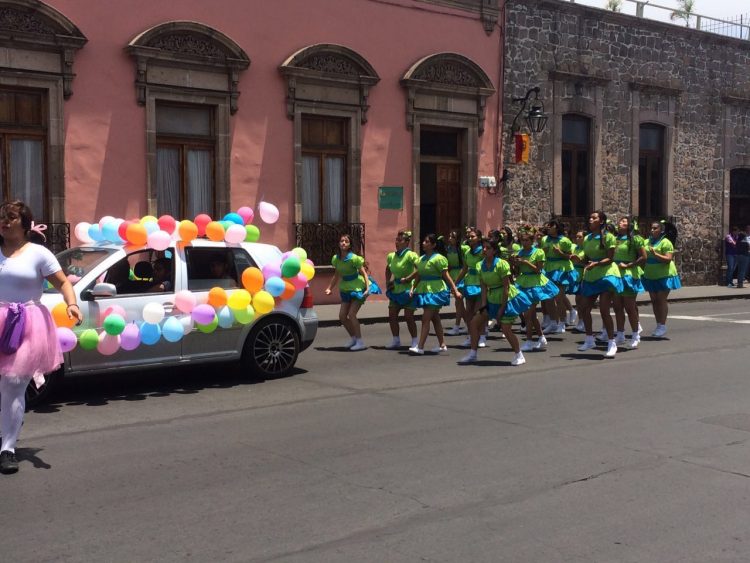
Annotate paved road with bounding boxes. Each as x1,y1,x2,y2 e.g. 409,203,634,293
6,300,750,562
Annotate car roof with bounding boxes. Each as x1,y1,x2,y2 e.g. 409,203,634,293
74,239,281,254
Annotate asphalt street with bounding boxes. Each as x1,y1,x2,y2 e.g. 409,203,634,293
5,299,750,562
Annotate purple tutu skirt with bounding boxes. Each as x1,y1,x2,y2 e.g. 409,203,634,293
0,302,62,386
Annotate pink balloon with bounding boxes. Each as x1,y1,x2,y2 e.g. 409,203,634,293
57,327,77,353
100,304,127,325
97,333,120,356
157,215,177,234
224,224,247,244
280,251,293,261
237,206,254,224
191,304,216,325
305,259,315,267
262,262,282,280
258,201,279,224
174,290,196,313
120,323,141,351
291,273,308,290
147,230,171,251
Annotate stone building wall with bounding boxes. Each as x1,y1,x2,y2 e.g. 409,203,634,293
503,0,750,284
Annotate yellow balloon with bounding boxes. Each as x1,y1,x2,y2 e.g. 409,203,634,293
253,290,275,314
227,289,251,310
140,215,158,225
300,262,315,280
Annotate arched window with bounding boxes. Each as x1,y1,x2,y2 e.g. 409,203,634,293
639,123,665,217
561,114,591,216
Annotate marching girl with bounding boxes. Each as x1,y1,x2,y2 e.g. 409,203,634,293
642,220,681,338
455,227,486,348
576,211,624,358
325,234,370,351
540,220,578,334
570,230,586,331
514,226,559,352
402,234,462,355
612,217,647,348
458,237,532,366
384,229,420,350
445,229,469,336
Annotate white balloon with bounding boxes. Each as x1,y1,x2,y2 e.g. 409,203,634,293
98,215,116,229
74,222,93,243
258,201,280,224
224,224,247,244
142,302,166,324
178,314,195,335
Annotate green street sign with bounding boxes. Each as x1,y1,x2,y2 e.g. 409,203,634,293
378,186,403,210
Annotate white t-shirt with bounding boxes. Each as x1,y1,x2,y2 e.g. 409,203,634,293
0,243,61,303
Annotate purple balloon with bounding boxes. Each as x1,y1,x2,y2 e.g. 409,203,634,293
120,323,141,351
262,262,282,280
57,327,77,353
191,304,216,325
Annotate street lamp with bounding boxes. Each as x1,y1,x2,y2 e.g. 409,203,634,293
510,87,548,135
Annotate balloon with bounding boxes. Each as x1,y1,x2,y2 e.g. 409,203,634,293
223,212,244,226
280,251,293,261
300,262,315,280
262,262,282,280
241,267,264,294
140,322,162,345
118,220,132,241
143,221,159,235
205,221,225,242
100,305,127,325
140,215,158,225
233,305,255,324
237,206,254,224
57,327,77,353
259,201,280,224
126,223,148,246
281,256,301,278
120,323,141,351
103,313,126,336
157,215,177,234
265,276,285,297
281,280,296,300
88,224,104,242
98,333,120,356
178,220,198,243
174,290,196,313
217,306,235,329
51,302,76,328
147,230,171,251
162,316,184,343
253,290,275,314
78,329,99,351
178,314,194,335
291,272,308,290
74,222,93,243
207,287,227,308
291,247,308,261
98,216,116,229
227,289,251,310
244,225,260,242
194,214,212,236
142,302,166,324
196,315,218,334
191,304,216,325
224,224,246,244
101,220,123,243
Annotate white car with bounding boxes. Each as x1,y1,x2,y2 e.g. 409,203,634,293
35,239,318,405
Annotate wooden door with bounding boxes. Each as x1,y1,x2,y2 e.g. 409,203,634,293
436,164,461,236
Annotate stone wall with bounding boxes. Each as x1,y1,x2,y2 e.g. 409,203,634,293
503,0,750,285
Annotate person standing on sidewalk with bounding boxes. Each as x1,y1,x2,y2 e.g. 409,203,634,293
642,220,681,337
724,226,740,287
384,230,419,350
735,225,750,289
1,200,83,474
325,234,369,351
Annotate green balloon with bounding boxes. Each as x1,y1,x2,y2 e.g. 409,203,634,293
196,315,218,334
245,224,260,242
103,314,126,336
234,305,255,325
79,329,99,350
220,220,233,232
281,256,301,278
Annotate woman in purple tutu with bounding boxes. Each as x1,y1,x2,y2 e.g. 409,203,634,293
0,200,82,474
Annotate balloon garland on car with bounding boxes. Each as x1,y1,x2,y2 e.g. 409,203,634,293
52,202,315,354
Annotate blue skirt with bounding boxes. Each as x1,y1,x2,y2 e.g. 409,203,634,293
460,284,482,299
547,269,580,290
567,268,585,295
368,277,382,295
642,275,682,292
386,289,415,308
620,274,644,294
517,280,560,303
415,290,450,309
580,275,624,297
340,289,368,303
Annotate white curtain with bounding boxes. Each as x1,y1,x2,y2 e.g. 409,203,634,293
187,149,212,217
302,155,320,222
10,139,43,217
324,157,344,223
156,147,180,217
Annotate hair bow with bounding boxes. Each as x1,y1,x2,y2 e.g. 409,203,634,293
29,221,47,241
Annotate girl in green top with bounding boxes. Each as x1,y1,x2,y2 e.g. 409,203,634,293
455,227,486,348
540,219,578,334
384,229,420,350
643,220,681,338
324,234,370,351
570,231,586,330
612,217,647,348
577,211,624,357
445,229,469,336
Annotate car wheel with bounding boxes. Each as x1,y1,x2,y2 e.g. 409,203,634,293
242,317,300,378
25,367,62,408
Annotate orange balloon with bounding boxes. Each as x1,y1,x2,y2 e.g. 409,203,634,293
51,302,75,328
178,220,198,242
281,280,296,300
241,267,264,294
207,287,227,308
205,221,225,242
126,223,148,246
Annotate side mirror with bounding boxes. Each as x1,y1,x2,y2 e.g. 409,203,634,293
80,289,93,301
90,283,117,298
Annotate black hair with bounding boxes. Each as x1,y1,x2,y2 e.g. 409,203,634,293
448,229,464,267
546,219,564,236
655,220,678,244
592,210,608,249
466,227,484,247
424,233,447,257
502,226,515,248
0,200,39,245
481,236,500,255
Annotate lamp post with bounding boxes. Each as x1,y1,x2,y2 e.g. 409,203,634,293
509,86,548,135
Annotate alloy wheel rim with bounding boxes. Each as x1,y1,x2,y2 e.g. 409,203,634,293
253,322,296,374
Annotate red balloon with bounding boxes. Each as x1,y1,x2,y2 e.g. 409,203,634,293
194,214,212,237
157,215,177,234
118,220,132,241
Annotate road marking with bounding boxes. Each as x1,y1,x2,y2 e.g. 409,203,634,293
639,313,750,324
700,311,750,317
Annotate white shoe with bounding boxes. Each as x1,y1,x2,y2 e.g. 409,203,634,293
431,345,449,355
350,341,367,351
411,338,419,349
575,320,585,332
487,319,497,330
637,323,643,335
605,340,617,358
596,329,608,342
345,337,356,348
533,336,548,350
511,352,526,366
567,309,578,326
628,335,640,349
408,346,424,355
652,325,667,338
460,336,472,348
615,332,626,345
521,340,535,352
478,335,487,348
385,337,401,350
541,317,553,330
446,325,463,336
543,321,565,335
578,336,596,351
458,351,477,364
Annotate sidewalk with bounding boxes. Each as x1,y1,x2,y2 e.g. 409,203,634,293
315,285,750,327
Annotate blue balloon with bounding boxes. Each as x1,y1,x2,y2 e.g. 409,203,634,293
101,221,122,243
88,224,104,242
217,306,235,329
265,276,286,297
140,322,161,345
143,220,159,235
223,212,244,226
162,316,184,343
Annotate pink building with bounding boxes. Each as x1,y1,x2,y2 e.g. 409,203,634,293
0,0,506,303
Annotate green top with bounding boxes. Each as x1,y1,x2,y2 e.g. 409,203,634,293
573,245,585,272
414,253,449,294
500,242,521,261
613,234,645,280
478,257,518,305
446,244,469,279
386,248,420,293
643,236,678,280
581,232,621,282
463,245,484,286
514,247,550,288
540,235,574,272
331,252,366,291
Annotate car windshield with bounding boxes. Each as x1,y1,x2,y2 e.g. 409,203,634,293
43,247,115,293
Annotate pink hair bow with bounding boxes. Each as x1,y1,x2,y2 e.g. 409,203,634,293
30,221,47,241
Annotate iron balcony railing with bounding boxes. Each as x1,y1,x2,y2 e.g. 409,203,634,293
40,222,70,255
293,222,365,266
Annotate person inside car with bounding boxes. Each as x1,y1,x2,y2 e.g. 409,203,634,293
148,258,173,292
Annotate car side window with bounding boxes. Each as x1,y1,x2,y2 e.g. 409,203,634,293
230,248,258,276
186,247,241,290
98,249,174,296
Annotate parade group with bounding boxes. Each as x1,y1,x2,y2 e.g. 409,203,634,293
325,211,681,365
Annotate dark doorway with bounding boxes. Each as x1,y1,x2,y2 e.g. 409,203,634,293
730,168,750,230
420,129,462,240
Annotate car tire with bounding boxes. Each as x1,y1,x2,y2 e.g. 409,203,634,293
25,367,62,408
241,316,300,378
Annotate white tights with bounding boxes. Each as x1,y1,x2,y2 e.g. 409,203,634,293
0,376,29,453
